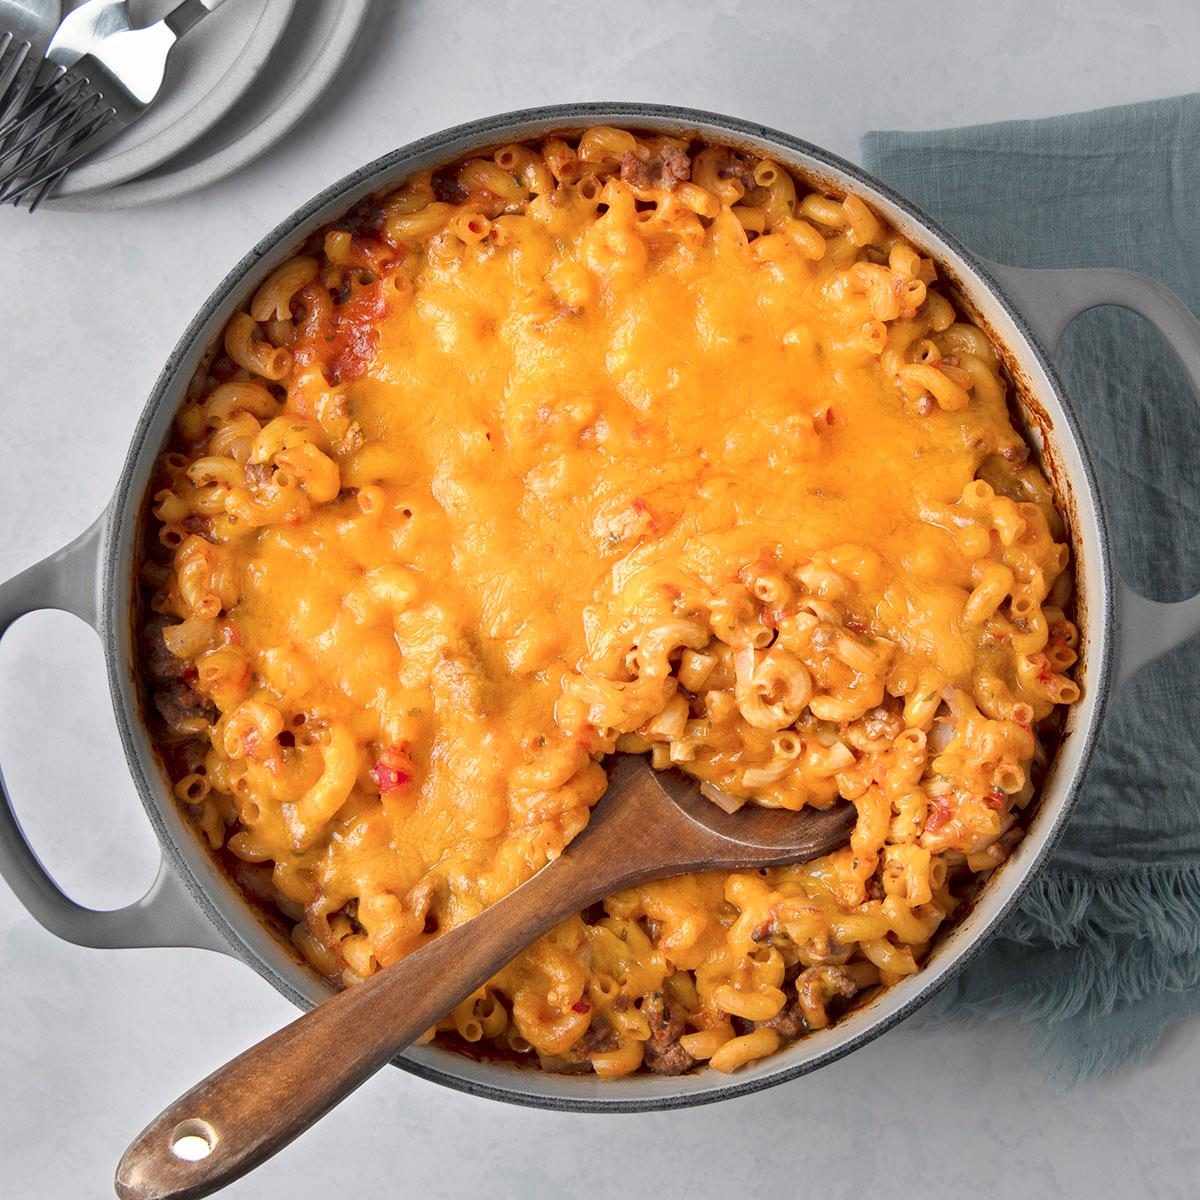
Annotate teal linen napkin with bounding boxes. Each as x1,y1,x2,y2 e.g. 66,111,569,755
863,94,1200,1079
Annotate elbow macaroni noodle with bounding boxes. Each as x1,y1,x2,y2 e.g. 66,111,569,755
139,129,1080,1077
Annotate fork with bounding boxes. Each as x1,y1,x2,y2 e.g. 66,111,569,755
0,0,118,195
0,0,139,196
0,0,228,209
0,0,61,129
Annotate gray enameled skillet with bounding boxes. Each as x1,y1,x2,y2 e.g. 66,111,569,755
3,103,1200,1113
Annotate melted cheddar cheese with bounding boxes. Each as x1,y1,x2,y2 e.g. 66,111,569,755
141,128,1079,1076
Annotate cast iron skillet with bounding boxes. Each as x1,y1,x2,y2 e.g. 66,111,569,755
2,103,1199,1113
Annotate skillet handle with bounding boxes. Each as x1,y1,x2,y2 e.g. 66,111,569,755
0,515,228,954
984,262,1200,687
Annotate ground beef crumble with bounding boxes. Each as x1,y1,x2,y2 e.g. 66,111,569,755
641,989,695,1075
619,146,691,191
143,614,184,681
718,150,755,186
243,461,272,489
153,679,216,734
432,173,470,204
753,1002,806,1041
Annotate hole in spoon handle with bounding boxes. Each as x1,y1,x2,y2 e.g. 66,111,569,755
168,1119,217,1162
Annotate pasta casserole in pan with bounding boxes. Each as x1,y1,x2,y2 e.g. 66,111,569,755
138,127,1080,1078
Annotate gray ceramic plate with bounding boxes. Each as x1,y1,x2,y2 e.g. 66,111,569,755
45,0,370,210
52,0,296,198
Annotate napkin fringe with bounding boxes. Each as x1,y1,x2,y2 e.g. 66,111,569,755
918,865,1200,1080
1039,1023,1162,1086
921,943,1200,1082
1005,865,1200,954
937,935,1200,1023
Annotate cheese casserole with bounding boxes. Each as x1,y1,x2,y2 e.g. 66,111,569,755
139,128,1080,1077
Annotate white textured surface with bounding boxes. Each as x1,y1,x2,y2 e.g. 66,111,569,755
2,1,1199,1196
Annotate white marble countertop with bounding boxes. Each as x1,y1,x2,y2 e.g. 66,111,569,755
3,1,1199,1196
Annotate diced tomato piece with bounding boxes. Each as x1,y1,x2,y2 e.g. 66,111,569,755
371,764,409,792
926,798,953,831
571,1000,591,1014
371,742,415,794
984,789,1006,810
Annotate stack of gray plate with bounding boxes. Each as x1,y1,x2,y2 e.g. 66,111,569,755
43,0,369,210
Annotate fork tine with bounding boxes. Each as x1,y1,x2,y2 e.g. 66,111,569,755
25,169,63,212
0,34,30,125
0,69,79,143
4,113,115,209
6,103,115,192
0,72,102,193
15,136,90,211
0,32,15,84
1,107,116,206
2,55,62,136
0,98,109,193
0,80,97,175
0,100,101,190
0,68,77,146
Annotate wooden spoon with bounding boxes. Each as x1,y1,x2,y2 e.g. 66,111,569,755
115,754,855,1200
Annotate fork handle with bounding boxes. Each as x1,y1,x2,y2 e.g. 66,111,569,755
164,0,230,39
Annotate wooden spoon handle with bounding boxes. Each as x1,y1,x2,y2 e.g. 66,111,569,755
114,759,686,1200
115,861,599,1199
